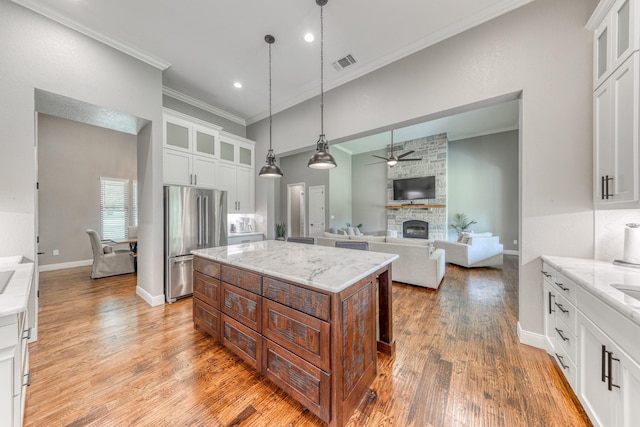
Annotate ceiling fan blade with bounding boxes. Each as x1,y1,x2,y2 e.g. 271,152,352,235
396,150,415,159
371,155,389,161
397,158,423,162
365,160,388,166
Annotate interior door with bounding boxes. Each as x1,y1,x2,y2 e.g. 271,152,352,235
308,186,325,237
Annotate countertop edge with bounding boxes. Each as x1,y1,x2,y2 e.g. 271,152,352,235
541,255,640,328
0,262,34,317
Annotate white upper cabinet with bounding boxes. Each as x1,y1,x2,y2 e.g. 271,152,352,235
162,109,222,189
593,0,637,89
215,132,256,213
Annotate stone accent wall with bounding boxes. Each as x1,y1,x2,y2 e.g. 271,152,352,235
386,133,447,241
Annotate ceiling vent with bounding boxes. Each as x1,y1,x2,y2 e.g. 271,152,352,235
332,54,356,71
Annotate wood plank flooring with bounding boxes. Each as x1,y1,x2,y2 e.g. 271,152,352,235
24,256,591,426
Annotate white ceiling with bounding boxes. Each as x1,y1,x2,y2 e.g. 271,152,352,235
13,0,532,126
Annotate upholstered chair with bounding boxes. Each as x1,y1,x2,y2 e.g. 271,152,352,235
85,229,134,279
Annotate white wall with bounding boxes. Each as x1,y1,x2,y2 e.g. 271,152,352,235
0,1,165,305
352,148,388,235
249,0,599,338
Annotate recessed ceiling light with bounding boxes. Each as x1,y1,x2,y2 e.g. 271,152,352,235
304,33,314,43
233,82,242,89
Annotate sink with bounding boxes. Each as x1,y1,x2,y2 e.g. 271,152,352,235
0,270,14,294
611,284,640,306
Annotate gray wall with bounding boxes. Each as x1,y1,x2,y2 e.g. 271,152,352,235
352,148,390,235
0,1,165,306
329,147,352,231
278,150,330,236
448,131,519,251
249,0,598,339
38,114,137,266
163,95,246,138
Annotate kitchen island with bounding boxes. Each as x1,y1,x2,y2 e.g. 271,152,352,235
191,240,398,427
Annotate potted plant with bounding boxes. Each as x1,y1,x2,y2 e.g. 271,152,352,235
275,222,286,241
450,213,477,236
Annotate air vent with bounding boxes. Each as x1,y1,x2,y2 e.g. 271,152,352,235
332,54,356,71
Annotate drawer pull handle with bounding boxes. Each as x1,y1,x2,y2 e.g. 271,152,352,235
554,302,569,314
555,353,569,370
22,327,32,340
541,270,551,278
602,345,607,383
555,282,570,292
548,292,555,314
555,327,570,342
606,350,621,391
23,370,32,387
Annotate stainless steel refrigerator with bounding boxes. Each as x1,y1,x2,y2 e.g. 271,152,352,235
164,186,227,303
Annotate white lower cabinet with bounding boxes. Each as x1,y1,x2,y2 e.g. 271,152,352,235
578,312,640,427
227,233,263,245
542,260,640,427
1,310,30,427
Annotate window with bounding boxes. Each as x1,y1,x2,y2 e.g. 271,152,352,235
100,177,137,240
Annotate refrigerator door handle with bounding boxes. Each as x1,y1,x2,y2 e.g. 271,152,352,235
197,195,202,246
203,196,209,246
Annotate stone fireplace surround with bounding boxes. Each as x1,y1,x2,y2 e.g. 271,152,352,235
387,133,447,241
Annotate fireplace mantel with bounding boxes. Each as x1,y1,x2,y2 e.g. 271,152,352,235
385,204,446,209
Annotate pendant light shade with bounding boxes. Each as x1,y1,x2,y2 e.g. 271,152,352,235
308,0,337,170
259,34,283,178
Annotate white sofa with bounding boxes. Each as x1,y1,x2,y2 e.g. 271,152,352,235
433,234,503,268
316,233,445,289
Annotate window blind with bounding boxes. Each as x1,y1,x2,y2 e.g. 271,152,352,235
132,180,138,228
100,177,129,240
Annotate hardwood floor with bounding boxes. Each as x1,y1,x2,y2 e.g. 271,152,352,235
25,256,591,426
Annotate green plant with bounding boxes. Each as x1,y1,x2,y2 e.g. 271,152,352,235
450,213,477,235
275,222,286,238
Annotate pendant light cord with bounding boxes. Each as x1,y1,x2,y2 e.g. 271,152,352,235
269,39,273,151
320,3,324,139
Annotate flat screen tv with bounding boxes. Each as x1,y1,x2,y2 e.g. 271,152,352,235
393,176,436,201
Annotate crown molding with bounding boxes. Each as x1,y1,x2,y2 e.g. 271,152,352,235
12,0,171,70
162,87,247,126
246,0,534,126
586,0,615,30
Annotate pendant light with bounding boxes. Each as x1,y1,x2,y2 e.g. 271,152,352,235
259,34,284,178
308,0,337,169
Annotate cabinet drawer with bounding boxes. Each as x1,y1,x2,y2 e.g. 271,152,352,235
552,272,576,305
193,257,220,279
222,283,262,332
263,339,330,422
262,299,330,371
263,277,330,321
222,314,261,371
554,318,577,364
541,263,555,285
193,271,221,309
221,265,261,294
553,291,576,335
193,299,221,343
553,345,577,392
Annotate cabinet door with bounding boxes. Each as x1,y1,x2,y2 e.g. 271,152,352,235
237,141,254,167
578,313,618,427
193,124,217,158
612,0,636,73
618,343,640,427
215,162,237,212
595,14,612,89
192,156,216,189
164,115,192,153
610,53,639,203
236,166,254,213
219,139,236,163
163,149,192,186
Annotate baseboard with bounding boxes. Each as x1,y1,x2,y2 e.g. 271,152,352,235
504,249,519,256
38,259,92,272
517,321,546,349
136,285,165,307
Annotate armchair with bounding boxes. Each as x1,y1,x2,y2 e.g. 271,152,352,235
434,235,503,268
86,229,135,279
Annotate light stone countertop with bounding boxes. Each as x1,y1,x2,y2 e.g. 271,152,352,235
192,240,399,293
542,255,640,327
0,257,33,317
228,232,263,238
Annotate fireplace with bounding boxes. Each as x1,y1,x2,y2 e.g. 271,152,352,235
403,220,429,239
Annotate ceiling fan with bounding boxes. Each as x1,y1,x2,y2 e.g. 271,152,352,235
370,130,422,167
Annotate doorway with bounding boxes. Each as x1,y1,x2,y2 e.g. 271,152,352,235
287,183,305,237
308,185,325,237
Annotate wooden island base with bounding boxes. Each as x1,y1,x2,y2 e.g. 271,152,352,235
193,255,394,427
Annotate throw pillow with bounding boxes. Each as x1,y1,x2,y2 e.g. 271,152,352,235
323,231,349,239
354,227,363,236
103,245,113,254
346,227,356,236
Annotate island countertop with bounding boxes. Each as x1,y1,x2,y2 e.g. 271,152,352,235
192,239,399,293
